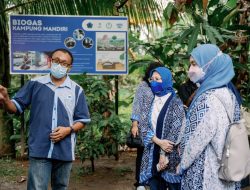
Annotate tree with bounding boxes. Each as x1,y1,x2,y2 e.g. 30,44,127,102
132,0,250,107
0,0,163,156
0,0,14,157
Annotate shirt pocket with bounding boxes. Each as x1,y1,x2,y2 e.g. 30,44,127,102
63,94,74,110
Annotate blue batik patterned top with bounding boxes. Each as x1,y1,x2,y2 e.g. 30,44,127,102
179,87,241,190
131,81,154,135
139,93,185,185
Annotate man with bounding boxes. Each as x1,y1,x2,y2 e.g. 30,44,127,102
0,48,90,190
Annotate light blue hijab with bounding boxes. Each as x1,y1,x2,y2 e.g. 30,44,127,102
189,44,235,109
150,67,175,96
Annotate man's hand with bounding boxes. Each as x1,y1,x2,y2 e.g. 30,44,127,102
0,85,17,113
0,85,10,103
0,93,4,109
50,126,71,143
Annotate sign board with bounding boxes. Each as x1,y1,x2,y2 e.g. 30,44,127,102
9,15,128,75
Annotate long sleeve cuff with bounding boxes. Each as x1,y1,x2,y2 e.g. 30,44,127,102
143,130,154,147
131,114,140,122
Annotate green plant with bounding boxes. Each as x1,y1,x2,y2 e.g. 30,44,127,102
162,0,250,107
114,166,133,176
76,116,105,172
76,111,129,171
72,75,130,172
0,158,25,181
128,1,249,108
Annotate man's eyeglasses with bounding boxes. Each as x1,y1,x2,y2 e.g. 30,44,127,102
51,58,71,68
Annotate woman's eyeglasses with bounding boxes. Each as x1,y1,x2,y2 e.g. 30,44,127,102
148,77,162,82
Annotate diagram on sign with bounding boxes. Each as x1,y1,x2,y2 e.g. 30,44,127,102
13,51,50,71
96,32,126,71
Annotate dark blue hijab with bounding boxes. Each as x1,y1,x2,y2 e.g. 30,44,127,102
150,67,175,97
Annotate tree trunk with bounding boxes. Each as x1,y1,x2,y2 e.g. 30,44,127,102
235,0,249,97
0,2,15,157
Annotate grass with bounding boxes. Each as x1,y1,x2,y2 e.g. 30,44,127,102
0,158,26,182
114,166,133,176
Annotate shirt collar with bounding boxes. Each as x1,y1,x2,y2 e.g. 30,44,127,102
43,74,72,89
154,92,171,103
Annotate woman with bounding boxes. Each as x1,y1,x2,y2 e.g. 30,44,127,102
179,44,242,190
139,67,185,190
131,61,163,190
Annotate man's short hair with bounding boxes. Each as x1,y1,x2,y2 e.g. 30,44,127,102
50,48,74,65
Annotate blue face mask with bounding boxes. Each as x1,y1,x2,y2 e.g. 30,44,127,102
50,62,68,79
150,81,164,94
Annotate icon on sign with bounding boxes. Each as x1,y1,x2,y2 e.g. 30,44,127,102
106,22,112,29
87,22,93,28
116,23,123,28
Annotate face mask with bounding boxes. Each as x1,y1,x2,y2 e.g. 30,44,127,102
50,62,68,79
150,81,164,94
188,65,205,83
188,51,223,83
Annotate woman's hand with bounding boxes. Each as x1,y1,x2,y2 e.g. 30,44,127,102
176,164,185,175
177,144,180,156
176,164,180,174
152,136,174,152
131,121,139,137
157,155,169,171
159,139,174,153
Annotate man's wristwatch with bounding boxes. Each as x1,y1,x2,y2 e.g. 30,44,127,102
70,126,74,133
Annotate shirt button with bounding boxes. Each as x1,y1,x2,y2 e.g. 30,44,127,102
53,118,55,120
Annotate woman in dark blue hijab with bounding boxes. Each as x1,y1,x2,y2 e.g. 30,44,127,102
139,67,185,190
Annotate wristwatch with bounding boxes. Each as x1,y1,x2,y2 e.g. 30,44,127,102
70,126,74,133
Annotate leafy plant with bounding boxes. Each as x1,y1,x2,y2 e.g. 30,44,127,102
129,0,249,108
72,75,130,172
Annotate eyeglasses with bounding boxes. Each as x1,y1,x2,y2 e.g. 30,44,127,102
148,77,162,82
51,58,71,68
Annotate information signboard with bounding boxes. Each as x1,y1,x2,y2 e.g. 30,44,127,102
9,15,128,75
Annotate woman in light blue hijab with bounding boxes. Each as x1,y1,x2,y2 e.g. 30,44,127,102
178,44,241,190
188,44,241,108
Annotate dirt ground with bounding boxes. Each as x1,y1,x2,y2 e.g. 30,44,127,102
1,150,250,190
0,151,137,190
